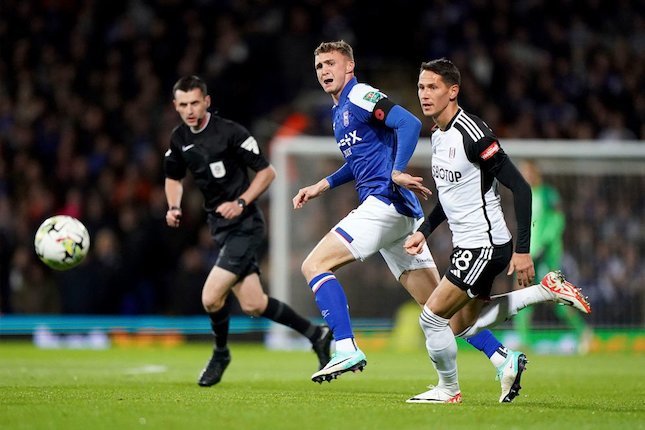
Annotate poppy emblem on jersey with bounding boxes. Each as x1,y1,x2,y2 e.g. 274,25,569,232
374,108,385,121
209,161,226,178
480,141,500,160
449,147,456,159
343,110,349,127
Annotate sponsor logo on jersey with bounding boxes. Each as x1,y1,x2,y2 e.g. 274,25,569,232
338,130,363,148
363,91,384,103
182,144,195,152
343,110,349,127
480,141,499,160
432,165,463,182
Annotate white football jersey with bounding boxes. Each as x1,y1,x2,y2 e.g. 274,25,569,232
431,108,511,248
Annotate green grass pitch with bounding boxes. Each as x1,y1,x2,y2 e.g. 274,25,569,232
1,341,643,430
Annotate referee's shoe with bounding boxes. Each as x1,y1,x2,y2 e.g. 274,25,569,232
198,348,231,387
311,326,333,370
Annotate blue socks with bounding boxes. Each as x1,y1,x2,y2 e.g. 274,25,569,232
466,329,502,358
308,272,353,341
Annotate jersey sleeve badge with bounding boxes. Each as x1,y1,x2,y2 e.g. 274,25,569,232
480,141,500,160
363,91,384,103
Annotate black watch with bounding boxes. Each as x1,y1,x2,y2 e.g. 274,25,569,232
237,198,247,209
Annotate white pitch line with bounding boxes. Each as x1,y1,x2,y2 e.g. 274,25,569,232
124,365,168,375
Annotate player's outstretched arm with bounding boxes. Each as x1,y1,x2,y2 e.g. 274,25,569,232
292,178,330,209
391,170,431,200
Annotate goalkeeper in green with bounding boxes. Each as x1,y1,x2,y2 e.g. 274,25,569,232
515,160,592,353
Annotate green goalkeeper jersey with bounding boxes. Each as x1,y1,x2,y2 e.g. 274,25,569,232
530,184,565,275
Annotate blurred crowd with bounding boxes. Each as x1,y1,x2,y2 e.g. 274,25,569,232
0,0,643,325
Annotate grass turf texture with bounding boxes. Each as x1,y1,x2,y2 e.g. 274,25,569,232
1,341,643,430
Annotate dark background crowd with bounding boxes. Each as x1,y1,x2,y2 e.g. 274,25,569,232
0,0,643,326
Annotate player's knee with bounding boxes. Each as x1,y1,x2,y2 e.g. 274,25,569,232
419,307,450,337
202,295,226,313
301,256,320,280
239,300,264,317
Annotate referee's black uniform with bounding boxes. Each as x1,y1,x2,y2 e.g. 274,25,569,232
164,109,331,386
164,114,268,277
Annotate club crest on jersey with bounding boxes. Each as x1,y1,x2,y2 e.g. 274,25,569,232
209,161,226,178
343,110,350,127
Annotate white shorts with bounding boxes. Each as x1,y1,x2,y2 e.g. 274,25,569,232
332,196,436,280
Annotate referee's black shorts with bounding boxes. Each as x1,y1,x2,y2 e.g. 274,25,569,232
444,241,513,298
207,210,265,279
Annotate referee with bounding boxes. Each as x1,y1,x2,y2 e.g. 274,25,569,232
164,75,331,386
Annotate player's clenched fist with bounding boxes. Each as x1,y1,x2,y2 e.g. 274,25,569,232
404,231,427,255
292,179,330,209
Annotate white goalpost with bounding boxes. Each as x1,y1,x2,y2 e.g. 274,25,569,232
267,138,645,348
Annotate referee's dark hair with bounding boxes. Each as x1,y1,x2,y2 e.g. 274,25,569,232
173,75,208,98
420,59,461,87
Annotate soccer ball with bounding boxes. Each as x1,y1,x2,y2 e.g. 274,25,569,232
34,215,90,270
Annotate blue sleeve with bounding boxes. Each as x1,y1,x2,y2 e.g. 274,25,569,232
384,105,422,172
326,163,354,189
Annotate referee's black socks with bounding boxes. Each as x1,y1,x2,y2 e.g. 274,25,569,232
262,297,320,342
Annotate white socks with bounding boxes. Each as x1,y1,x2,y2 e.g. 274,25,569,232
335,337,358,353
458,284,554,338
419,306,459,394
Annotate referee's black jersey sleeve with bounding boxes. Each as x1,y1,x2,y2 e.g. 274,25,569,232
164,125,188,180
229,122,270,172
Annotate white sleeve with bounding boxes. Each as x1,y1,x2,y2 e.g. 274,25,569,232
348,83,388,113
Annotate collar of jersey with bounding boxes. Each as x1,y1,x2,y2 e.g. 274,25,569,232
190,112,211,134
442,107,462,131
334,77,358,108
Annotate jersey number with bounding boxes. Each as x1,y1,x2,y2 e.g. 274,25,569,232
452,250,473,271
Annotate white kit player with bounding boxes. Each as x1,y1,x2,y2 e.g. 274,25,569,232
404,58,591,403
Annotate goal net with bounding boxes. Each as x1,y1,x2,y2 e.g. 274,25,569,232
267,137,645,347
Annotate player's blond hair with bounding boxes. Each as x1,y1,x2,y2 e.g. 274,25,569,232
314,40,354,61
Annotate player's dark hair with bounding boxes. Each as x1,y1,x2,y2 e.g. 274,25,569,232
420,58,461,87
172,75,207,98
314,40,354,61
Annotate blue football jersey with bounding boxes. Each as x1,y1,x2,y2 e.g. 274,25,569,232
331,78,422,219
